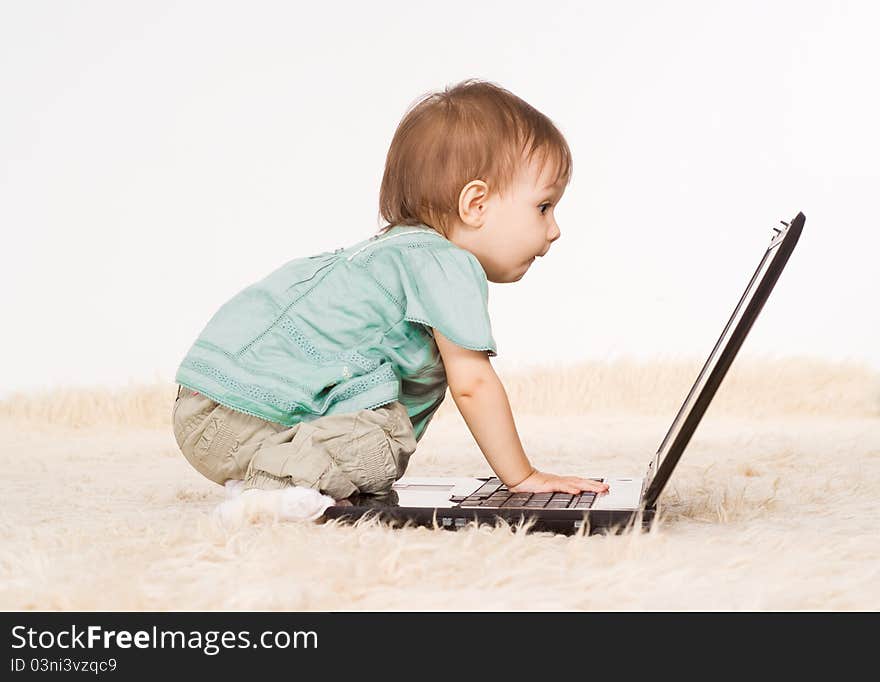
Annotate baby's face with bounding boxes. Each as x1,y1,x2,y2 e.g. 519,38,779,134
447,155,564,283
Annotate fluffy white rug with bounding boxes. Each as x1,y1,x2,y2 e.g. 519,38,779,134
1,357,877,611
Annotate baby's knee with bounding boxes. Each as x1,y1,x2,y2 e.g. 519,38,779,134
335,402,416,493
243,402,417,499
244,444,359,500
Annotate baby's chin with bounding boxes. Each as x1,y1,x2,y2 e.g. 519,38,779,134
490,259,534,283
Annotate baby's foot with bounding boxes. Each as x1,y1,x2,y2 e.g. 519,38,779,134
223,479,245,499
212,486,336,528
276,486,336,520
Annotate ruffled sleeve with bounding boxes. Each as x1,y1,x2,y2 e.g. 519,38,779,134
398,243,497,356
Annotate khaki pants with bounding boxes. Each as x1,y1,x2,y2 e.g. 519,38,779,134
171,386,417,500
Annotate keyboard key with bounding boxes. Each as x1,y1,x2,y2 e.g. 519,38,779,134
545,501,572,508
524,500,548,508
574,495,596,509
460,500,482,506
474,482,501,496
500,500,529,508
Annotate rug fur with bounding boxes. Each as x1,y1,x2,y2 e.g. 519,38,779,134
1,356,878,611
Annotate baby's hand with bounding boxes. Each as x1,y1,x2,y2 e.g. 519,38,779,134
508,469,609,495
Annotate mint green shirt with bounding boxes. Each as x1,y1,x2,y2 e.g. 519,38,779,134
175,224,497,442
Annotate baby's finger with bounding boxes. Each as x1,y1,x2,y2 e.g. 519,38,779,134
557,479,592,494
576,478,609,492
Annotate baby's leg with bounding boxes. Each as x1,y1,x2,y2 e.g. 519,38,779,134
173,388,417,522
243,400,417,501
172,386,285,486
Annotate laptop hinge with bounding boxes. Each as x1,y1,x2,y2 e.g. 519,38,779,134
640,462,655,508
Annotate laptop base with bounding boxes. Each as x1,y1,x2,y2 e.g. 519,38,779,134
322,501,657,536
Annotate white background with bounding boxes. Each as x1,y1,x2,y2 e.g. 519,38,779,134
1,0,878,399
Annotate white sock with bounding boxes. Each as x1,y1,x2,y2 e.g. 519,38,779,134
224,479,246,499
212,486,336,528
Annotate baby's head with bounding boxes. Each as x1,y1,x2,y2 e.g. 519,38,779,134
379,79,571,283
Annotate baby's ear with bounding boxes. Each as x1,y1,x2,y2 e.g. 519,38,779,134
457,180,490,227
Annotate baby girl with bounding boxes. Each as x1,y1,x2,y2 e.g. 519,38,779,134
171,78,609,521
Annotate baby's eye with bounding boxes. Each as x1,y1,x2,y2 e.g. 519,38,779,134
539,203,552,215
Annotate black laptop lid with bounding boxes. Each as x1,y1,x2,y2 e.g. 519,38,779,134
642,212,805,508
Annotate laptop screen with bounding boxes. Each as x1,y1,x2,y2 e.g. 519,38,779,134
642,213,805,508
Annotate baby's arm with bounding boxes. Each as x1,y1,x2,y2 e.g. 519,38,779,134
434,329,608,495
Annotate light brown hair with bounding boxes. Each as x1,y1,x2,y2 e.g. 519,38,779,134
377,79,572,236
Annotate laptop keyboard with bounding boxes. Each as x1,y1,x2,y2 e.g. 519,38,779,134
451,478,603,510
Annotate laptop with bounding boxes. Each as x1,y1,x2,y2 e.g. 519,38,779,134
323,212,805,535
